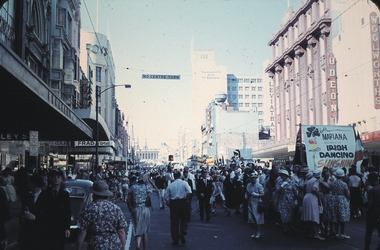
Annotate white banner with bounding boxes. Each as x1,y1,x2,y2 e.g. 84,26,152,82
302,125,355,170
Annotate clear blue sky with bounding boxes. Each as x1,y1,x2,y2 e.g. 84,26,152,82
81,0,301,148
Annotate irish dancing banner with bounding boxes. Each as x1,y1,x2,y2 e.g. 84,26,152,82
301,125,355,170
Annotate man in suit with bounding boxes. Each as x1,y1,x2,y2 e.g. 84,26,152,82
18,174,45,250
38,169,71,250
196,169,213,222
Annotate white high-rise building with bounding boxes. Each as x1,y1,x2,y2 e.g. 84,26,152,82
191,42,227,155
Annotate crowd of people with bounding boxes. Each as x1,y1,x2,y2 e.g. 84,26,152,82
0,155,379,249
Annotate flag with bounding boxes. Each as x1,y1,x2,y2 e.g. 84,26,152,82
293,126,305,166
354,130,364,163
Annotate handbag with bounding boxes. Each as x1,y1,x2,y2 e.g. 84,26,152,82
258,200,270,213
145,185,153,210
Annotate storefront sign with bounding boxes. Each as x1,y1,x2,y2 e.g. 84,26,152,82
74,141,114,147
370,12,380,109
0,133,28,140
302,125,355,169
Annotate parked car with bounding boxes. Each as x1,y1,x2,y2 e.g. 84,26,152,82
62,179,93,240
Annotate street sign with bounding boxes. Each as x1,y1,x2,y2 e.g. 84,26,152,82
74,141,115,147
142,74,180,80
29,131,39,156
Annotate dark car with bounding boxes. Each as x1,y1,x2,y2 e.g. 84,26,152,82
62,179,93,240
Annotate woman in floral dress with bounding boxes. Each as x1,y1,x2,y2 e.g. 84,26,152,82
330,168,350,239
246,172,264,238
276,169,298,233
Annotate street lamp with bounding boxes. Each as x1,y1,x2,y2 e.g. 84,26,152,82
95,84,131,179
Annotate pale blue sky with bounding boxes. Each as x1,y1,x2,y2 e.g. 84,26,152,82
81,0,301,148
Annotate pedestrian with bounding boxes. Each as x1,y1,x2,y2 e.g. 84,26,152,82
211,173,230,216
330,168,351,239
164,170,192,245
0,168,17,203
301,169,324,240
38,169,71,250
76,180,127,250
127,173,155,250
348,167,363,218
196,169,213,222
18,174,45,250
0,187,10,250
155,170,167,209
364,171,380,250
246,172,264,238
276,169,298,233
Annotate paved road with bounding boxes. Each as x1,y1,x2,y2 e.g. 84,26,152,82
9,192,379,250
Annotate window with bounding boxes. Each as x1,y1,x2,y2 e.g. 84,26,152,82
232,86,237,91
257,78,262,83
238,103,243,107
245,103,250,107
238,78,243,83
52,39,61,68
238,95,243,99
251,87,256,91
96,67,101,82
258,111,264,115
244,78,250,83
245,86,249,91
251,79,256,83
232,94,236,100
245,95,249,99
252,103,256,107
258,95,263,99
258,103,263,107
227,87,230,91
57,7,66,26
259,119,264,123
258,87,263,91
251,95,256,99
238,86,243,91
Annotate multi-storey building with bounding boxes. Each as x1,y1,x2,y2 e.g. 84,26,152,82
227,72,273,136
201,94,259,161
258,0,380,167
0,0,93,171
0,1,127,171
191,45,227,155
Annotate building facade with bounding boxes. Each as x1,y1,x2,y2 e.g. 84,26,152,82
191,44,227,155
258,0,380,167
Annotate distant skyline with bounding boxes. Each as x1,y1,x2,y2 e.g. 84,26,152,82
80,0,301,148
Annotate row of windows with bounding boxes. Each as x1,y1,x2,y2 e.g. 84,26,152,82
228,86,263,91
228,78,263,83
236,94,264,99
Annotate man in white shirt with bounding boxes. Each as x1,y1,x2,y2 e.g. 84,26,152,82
165,171,192,245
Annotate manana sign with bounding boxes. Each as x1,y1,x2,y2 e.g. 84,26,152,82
301,125,356,170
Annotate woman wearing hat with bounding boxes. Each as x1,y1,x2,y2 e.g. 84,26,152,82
330,168,350,239
276,169,298,233
246,172,264,238
127,173,158,250
77,181,127,250
301,169,325,240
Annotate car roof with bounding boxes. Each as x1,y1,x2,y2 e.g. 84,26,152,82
62,179,93,189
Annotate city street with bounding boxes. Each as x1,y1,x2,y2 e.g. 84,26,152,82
62,194,376,250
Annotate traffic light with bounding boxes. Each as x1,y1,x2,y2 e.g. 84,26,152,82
168,155,173,161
